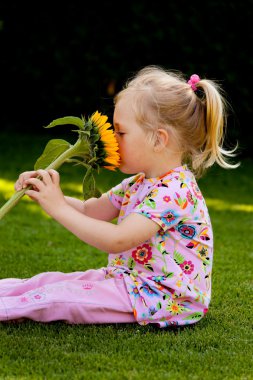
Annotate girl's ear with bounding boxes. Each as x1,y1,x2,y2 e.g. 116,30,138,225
153,129,169,152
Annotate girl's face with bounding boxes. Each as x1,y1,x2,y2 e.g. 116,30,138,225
113,96,154,176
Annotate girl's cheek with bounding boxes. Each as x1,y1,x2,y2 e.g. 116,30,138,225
118,141,124,152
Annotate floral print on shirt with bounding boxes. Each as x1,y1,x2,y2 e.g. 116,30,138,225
106,165,213,328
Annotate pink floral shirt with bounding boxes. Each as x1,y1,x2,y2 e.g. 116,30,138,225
106,165,213,328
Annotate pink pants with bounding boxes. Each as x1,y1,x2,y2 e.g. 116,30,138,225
0,269,136,324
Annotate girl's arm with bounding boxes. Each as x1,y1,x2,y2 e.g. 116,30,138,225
15,170,119,222
65,194,119,221
50,204,160,253
24,169,160,253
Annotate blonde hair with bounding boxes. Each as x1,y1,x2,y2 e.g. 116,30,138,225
114,65,239,178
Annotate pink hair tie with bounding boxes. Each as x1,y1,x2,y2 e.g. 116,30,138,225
188,74,200,91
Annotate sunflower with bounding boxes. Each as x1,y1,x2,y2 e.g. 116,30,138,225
0,110,121,220
90,111,120,171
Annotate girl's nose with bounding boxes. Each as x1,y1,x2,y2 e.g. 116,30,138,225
115,134,120,145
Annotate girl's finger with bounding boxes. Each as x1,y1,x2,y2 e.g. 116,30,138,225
19,171,37,182
25,189,40,202
16,171,37,190
36,169,52,186
24,177,44,191
15,180,23,191
48,169,60,185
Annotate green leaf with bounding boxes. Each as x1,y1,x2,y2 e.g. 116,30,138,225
144,199,156,209
92,133,100,143
114,189,124,197
82,166,101,199
161,267,174,278
85,120,93,131
183,312,204,320
157,243,164,253
144,264,154,272
173,251,185,265
44,116,85,130
132,270,138,278
128,257,136,270
34,139,71,170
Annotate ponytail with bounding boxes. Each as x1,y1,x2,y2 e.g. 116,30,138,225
191,79,239,177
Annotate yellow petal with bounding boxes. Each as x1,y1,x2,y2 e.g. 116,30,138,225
96,115,108,128
98,122,112,133
90,110,121,170
91,111,100,123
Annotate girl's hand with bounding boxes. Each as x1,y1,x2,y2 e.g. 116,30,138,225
23,169,67,217
15,170,38,191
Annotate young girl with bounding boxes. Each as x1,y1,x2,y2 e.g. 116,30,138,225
0,65,238,328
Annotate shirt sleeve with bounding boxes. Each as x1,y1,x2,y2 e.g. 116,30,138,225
132,180,192,231
107,174,141,209
106,182,125,210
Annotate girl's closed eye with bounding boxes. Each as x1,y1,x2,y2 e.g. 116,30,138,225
115,131,125,136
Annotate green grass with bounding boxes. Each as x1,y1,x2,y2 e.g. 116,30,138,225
0,131,252,380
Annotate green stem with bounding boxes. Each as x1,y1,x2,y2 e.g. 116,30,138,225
0,138,85,221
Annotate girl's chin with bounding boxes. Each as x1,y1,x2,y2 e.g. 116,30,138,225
118,161,142,175
119,166,139,175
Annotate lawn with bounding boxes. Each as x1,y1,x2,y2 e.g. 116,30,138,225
0,131,252,380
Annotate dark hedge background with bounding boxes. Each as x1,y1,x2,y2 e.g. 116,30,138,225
0,1,252,157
